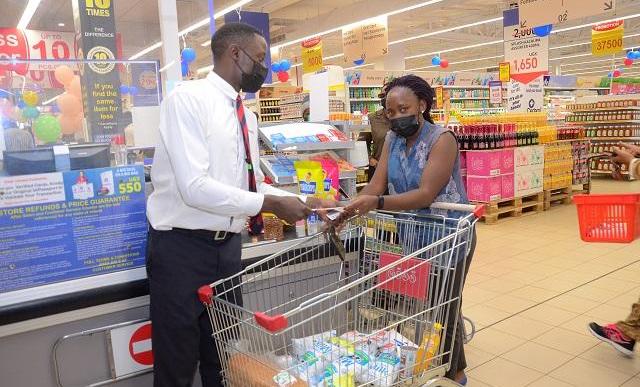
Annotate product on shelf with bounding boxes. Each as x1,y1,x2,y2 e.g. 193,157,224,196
567,99,640,111
572,140,590,185
565,110,640,122
544,142,574,190
582,124,640,138
451,122,541,151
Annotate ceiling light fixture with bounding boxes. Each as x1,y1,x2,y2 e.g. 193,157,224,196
563,69,617,76
561,58,624,67
405,39,503,60
552,13,640,34
57,22,65,27
17,0,41,30
561,65,614,73
389,17,504,45
130,0,254,60
159,60,176,72
197,65,214,74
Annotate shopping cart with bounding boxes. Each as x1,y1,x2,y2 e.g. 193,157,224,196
198,202,483,387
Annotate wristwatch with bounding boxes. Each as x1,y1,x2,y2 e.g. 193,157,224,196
377,195,385,210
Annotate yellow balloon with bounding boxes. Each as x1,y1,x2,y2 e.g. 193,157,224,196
23,91,39,107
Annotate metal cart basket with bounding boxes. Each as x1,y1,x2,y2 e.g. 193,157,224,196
199,203,483,387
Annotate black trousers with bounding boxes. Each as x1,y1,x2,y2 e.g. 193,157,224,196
147,227,242,387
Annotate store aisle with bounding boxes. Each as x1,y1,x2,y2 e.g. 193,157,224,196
463,179,640,387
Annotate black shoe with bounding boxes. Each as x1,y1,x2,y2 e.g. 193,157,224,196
588,322,636,357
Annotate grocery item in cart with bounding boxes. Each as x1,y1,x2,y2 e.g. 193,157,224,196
323,356,357,386
227,353,307,387
399,345,418,379
361,351,401,387
294,349,329,382
414,323,443,375
291,330,337,356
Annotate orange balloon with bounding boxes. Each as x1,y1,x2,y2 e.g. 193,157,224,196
58,114,84,135
68,76,82,99
54,65,74,86
57,93,82,116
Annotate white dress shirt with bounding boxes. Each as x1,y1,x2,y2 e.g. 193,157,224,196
147,71,298,232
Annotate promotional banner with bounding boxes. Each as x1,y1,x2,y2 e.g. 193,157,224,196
518,0,615,27
72,0,123,143
489,81,503,105
342,16,388,64
0,166,147,294
344,70,499,87
130,62,161,107
592,20,624,56
224,11,272,84
543,75,578,88
507,76,544,113
301,37,323,74
503,8,549,85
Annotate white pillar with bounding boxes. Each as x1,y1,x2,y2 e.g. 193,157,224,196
158,0,181,92
374,43,406,71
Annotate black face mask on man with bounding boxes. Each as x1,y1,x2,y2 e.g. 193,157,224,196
234,47,268,93
389,114,422,138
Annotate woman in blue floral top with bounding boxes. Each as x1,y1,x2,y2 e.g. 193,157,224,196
345,75,475,385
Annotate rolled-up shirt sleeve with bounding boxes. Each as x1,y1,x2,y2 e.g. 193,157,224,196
159,91,264,217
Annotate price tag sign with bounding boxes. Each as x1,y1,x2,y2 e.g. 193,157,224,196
592,20,624,56
301,37,323,74
435,86,444,109
489,81,502,105
499,62,511,82
503,8,548,85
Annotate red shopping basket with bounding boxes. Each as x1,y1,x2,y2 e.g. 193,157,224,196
573,194,640,243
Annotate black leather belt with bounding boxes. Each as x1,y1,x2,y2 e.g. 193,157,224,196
171,228,237,243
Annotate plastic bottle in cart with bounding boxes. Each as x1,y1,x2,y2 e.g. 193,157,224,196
112,135,128,166
414,323,442,374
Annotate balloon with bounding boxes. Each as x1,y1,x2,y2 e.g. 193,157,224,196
353,58,365,66
33,115,61,143
277,71,289,82
181,47,196,63
54,65,74,86
119,85,130,94
22,106,40,119
0,98,14,116
608,71,613,78
0,89,9,99
625,58,634,67
440,60,449,68
280,59,291,72
533,24,553,37
57,93,83,116
129,86,138,95
51,104,60,114
68,76,82,99
17,100,26,109
181,60,189,77
23,90,39,107
632,51,640,60
58,114,84,135
271,62,282,73
613,69,621,78
431,56,441,66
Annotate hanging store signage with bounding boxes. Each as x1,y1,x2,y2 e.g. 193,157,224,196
72,0,123,143
342,16,388,64
592,20,624,56
517,0,616,27
301,37,323,74
499,62,511,83
131,61,161,107
503,8,549,85
507,76,544,113
489,81,502,105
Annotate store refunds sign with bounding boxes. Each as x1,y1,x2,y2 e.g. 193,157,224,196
0,166,147,294
301,37,323,74
518,0,615,27
72,0,123,143
503,8,548,85
592,20,624,56
507,76,544,113
342,16,388,64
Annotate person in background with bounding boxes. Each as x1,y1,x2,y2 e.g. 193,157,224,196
2,119,34,151
588,142,640,356
366,84,390,180
343,75,474,385
146,23,332,387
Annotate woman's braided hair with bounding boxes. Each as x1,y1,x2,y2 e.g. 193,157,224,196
382,75,435,124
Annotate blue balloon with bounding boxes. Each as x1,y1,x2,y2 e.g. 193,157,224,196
129,86,139,95
353,58,365,66
627,51,636,60
181,60,189,77
631,51,640,60
17,100,26,109
608,71,613,78
271,61,282,73
533,24,553,37
51,104,59,114
181,47,196,63
280,59,291,72
431,56,441,66
22,106,39,119
119,85,130,94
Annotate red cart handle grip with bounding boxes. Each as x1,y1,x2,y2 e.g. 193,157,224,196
198,285,215,306
254,312,288,333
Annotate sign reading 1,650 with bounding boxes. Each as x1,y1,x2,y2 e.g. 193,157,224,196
85,0,111,17
118,176,142,195
512,58,539,72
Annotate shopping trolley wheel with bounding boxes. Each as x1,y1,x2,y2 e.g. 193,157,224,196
462,316,475,344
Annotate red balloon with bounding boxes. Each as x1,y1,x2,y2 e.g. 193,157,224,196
624,58,634,67
439,60,449,68
613,70,621,78
277,71,289,82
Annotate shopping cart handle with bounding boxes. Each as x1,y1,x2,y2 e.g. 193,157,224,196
198,285,214,306
254,312,288,333
429,202,486,218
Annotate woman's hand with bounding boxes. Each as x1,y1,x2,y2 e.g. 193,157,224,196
617,142,640,157
612,147,635,168
344,195,378,217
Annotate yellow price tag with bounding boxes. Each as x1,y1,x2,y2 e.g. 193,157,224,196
499,62,510,83
435,86,444,109
301,38,323,74
592,20,624,57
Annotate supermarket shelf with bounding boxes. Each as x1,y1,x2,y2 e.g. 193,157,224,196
448,97,490,100
349,98,381,102
328,121,371,132
591,170,629,175
260,98,281,101
348,85,383,88
585,137,640,141
544,87,610,91
433,107,504,111
568,106,640,112
443,85,490,89
566,120,640,124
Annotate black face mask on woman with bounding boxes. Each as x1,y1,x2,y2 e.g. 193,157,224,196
389,114,421,138
235,48,268,93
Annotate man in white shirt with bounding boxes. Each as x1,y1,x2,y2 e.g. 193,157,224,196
146,23,327,386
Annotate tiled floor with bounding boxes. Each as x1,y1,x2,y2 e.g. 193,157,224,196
463,178,640,387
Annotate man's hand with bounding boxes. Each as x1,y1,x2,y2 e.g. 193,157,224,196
344,195,378,217
262,196,312,224
617,142,640,157
612,147,635,168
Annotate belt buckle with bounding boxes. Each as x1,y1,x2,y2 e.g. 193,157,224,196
213,231,227,241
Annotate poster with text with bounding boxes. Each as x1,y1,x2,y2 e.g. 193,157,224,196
342,16,388,64
503,8,548,85
507,76,544,113
131,62,161,107
0,166,147,293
